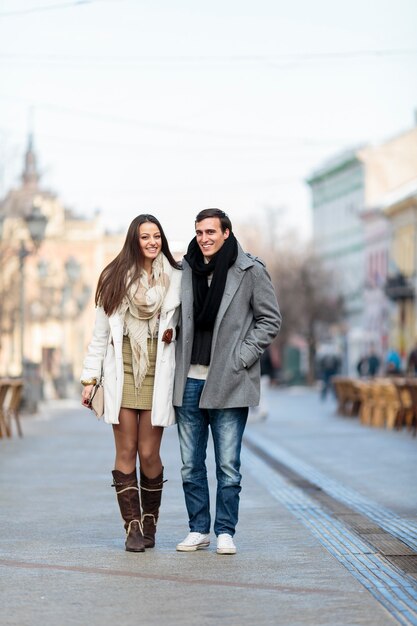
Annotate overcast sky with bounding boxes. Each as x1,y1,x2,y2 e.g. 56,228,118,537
0,0,416,245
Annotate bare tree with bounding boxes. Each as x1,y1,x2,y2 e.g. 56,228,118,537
270,246,344,384
237,219,343,384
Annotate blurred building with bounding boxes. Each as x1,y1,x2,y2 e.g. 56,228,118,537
381,179,417,359
307,124,417,374
0,135,126,401
360,206,390,355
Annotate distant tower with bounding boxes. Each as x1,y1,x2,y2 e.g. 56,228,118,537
21,133,40,189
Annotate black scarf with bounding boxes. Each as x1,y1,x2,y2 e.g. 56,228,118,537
184,232,238,365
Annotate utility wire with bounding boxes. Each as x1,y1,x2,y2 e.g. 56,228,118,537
0,93,353,145
0,0,120,16
58,177,303,196
1,49,416,65
0,125,347,153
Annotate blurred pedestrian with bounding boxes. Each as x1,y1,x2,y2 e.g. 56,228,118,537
319,351,340,400
269,343,282,385
407,340,417,375
80,214,182,552
174,208,281,555
385,348,402,376
357,354,368,377
357,345,380,378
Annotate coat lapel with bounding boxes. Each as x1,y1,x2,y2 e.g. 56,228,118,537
161,267,181,314
181,262,194,323
212,246,253,342
182,245,253,347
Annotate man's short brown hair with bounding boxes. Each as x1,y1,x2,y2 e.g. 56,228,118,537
195,208,232,233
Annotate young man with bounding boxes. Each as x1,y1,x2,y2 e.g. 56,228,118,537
174,208,281,554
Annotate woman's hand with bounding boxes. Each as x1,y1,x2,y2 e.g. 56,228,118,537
81,384,95,408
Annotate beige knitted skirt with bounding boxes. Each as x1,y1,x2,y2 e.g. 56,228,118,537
121,335,157,410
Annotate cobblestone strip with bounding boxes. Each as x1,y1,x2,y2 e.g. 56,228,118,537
243,446,417,626
244,430,417,550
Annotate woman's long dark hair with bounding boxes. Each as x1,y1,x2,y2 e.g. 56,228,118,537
95,214,180,315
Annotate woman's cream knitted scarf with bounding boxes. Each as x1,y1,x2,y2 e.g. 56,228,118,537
120,253,170,390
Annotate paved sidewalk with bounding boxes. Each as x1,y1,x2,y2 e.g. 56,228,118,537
249,385,417,517
0,390,415,626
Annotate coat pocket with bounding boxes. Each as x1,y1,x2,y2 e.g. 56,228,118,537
233,340,245,372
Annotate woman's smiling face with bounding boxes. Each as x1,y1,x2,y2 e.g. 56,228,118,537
138,221,162,262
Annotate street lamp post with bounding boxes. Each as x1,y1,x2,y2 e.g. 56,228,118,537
61,256,81,397
18,240,31,376
19,203,48,376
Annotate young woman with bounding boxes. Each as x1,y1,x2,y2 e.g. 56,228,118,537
81,214,181,552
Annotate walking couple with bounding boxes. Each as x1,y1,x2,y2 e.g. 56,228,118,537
81,208,281,555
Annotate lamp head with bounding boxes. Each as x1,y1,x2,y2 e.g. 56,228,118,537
25,201,47,249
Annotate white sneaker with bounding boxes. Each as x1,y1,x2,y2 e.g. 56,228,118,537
216,533,237,555
176,532,210,552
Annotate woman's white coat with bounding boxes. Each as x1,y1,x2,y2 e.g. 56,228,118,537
81,267,182,426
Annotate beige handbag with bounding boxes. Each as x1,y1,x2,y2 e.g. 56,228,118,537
87,345,107,419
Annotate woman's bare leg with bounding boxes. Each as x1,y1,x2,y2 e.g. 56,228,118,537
137,409,163,478
111,408,145,552
112,408,139,473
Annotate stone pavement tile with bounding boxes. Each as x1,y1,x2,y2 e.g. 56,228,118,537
0,402,398,626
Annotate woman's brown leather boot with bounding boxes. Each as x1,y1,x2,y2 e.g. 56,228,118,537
112,469,145,552
140,469,164,548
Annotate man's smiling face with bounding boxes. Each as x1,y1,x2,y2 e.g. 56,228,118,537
195,217,230,260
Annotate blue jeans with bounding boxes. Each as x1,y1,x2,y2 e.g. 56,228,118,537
175,378,248,537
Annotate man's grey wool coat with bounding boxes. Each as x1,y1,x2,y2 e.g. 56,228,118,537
173,243,282,409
